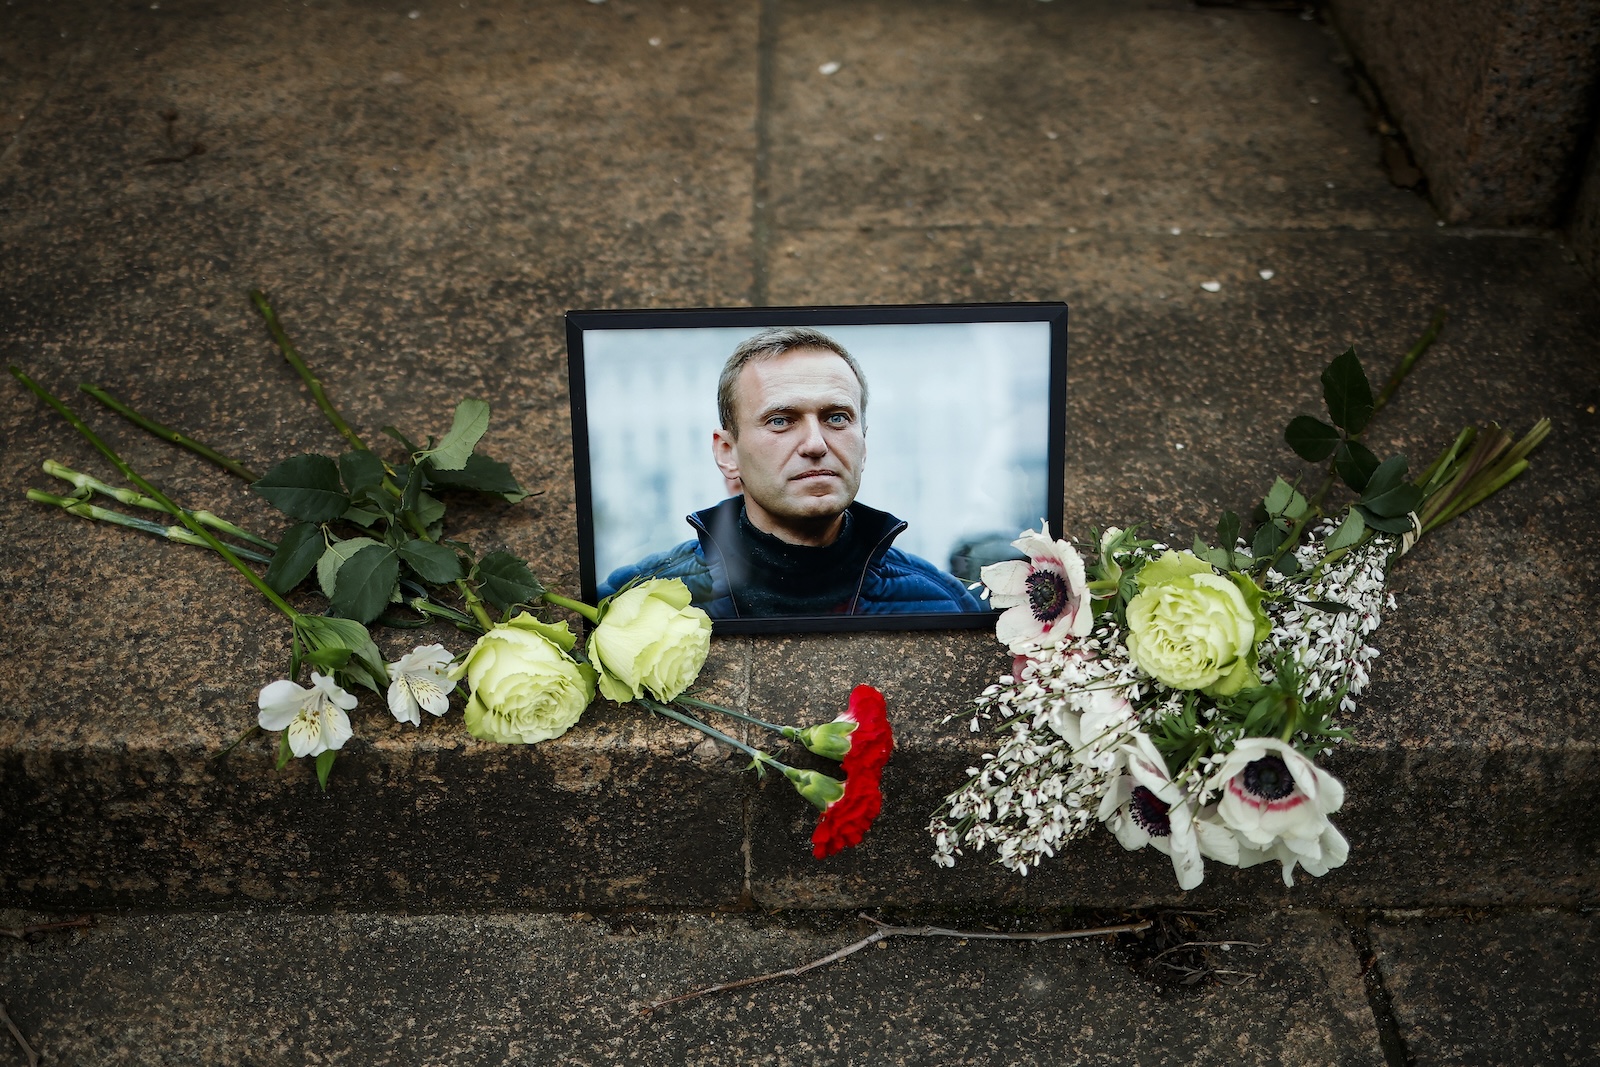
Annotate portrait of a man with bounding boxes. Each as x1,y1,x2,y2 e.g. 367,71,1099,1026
597,327,986,618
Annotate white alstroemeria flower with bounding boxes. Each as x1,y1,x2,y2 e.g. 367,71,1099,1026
1097,732,1238,890
981,524,1092,653
258,672,357,758
386,643,456,726
1211,736,1347,886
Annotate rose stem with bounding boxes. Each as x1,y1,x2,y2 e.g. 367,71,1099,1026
10,366,299,620
541,592,600,623
25,489,276,563
637,697,795,773
249,289,368,453
78,383,260,482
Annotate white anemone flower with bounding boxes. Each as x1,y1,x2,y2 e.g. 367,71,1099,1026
981,524,1092,653
258,672,357,758
1098,732,1238,890
1212,736,1348,886
386,643,456,726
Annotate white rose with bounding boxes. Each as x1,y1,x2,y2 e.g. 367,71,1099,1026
453,613,596,744
589,579,712,703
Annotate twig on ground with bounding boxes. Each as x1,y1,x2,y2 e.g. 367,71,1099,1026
0,1000,39,1067
640,913,1152,1014
1151,939,1262,960
0,916,94,940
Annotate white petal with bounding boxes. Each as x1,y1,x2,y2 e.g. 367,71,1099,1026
258,680,309,730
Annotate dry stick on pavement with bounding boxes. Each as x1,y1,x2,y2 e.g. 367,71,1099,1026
640,913,1153,1014
0,1000,39,1067
0,916,94,940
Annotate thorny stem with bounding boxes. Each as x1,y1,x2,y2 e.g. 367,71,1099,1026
10,367,300,620
79,383,261,482
249,289,369,453
1372,307,1446,418
409,596,484,631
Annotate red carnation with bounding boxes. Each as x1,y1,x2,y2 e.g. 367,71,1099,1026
838,684,893,777
810,685,893,858
811,769,885,858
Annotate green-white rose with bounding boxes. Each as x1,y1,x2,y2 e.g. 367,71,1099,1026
1125,551,1270,697
453,613,596,744
589,578,712,703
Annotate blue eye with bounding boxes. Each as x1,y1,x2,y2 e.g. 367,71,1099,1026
767,415,789,428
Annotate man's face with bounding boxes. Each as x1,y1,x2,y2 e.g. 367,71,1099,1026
713,347,866,545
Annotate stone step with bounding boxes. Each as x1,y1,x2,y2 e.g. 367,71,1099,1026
2,905,1596,1066
1,0,1597,914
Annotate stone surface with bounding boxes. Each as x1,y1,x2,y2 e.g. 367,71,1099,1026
0,907,1383,1065
1,0,1598,912
1369,910,1600,1066
1327,0,1600,225
1569,133,1600,283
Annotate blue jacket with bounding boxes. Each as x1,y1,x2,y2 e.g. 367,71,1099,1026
598,497,986,619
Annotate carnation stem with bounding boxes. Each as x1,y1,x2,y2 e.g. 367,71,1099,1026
637,697,792,772
674,695,789,734
249,289,369,454
43,460,276,549
541,592,601,624
10,367,300,621
78,383,261,482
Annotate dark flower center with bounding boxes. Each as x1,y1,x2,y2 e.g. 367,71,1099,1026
1026,568,1071,623
1130,785,1172,838
1242,755,1295,801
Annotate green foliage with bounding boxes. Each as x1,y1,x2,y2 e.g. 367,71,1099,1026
398,539,464,584
315,750,337,791
330,542,400,624
1320,347,1374,434
252,454,349,522
475,551,546,613
263,521,324,594
425,398,491,471
1284,415,1340,462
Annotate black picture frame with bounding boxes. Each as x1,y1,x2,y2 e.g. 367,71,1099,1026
566,302,1068,635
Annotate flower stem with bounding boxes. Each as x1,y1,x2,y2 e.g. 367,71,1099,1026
26,489,273,563
675,694,790,734
78,383,261,482
637,697,792,772
1372,307,1447,420
11,367,299,620
249,289,369,454
542,592,601,624
43,460,276,549
408,596,483,630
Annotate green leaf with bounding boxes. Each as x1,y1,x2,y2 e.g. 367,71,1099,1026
1359,454,1408,499
424,453,529,502
475,551,546,612
1251,521,1287,561
1191,536,1232,570
276,730,293,771
1284,415,1340,462
1321,347,1374,434
330,543,400,624
1334,439,1380,493
252,454,350,523
1271,552,1301,576
295,615,387,693
427,398,491,471
1216,511,1241,565
1323,508,1367,551
382,426,422,453
264,522,326,595
305,646,351,670
415,492,446,532
401,462,424,515
1300,598,1354,614
1359,455,1422,517
1357,506,1417,534
398,539,465,584
318,536,384,599
339,450,387,495
341,505,385,528
315,749,337,791
1263,477,1309,521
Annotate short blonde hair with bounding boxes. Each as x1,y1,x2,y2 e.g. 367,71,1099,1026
716,327,868,434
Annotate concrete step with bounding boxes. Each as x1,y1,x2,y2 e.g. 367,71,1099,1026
2,905,1596,1066
2,0,1597,914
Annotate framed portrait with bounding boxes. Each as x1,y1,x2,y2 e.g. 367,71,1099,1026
566,303,1068,634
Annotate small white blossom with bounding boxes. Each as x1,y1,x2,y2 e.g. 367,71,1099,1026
386,643,456,726
258,672,357,758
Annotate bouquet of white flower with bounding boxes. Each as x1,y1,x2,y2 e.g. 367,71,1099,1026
929,317,1548,888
